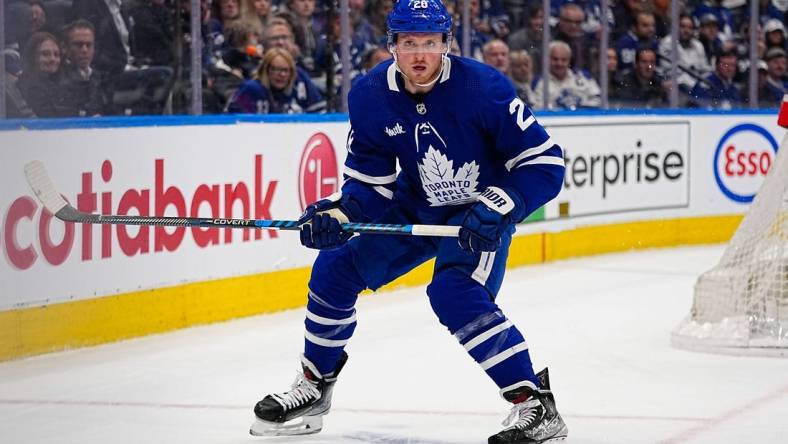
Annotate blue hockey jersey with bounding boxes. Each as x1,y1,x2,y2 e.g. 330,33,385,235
343,55,565,224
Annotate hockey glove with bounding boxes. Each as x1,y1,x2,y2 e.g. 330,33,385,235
459,187,521,253
298,193,363,250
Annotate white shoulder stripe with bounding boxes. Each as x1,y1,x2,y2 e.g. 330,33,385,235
387,63,399,91
505,138,557,171
345,167,397,185
515,156,566,168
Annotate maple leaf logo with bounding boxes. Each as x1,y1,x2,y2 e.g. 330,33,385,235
418,146,480,206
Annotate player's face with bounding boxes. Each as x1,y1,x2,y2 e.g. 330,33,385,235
394,33,446,86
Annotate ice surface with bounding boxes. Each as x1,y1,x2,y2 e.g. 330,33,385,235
2,245,788,443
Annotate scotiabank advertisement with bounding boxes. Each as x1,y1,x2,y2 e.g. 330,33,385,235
0,123,348,310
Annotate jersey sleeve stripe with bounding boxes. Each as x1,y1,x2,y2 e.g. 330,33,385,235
504,138,557,171
344,167,398,185
514,156,566,168
373,185,394,199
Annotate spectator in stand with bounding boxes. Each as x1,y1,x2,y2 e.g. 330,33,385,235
208,0,242,50
367,0,394,43
531,41,601,110
351,46,390,87
241,0,274,30
604,47,624,96
697,13,728,65
359,46,390,73
611,0,650,41
72,0,135,82
4,51,36,118
348,0,378,49
261,18,326,110
480,0,510,40
128,0,176,67
263,17,303,68
658,13,711,93
763,19,787,52
18,31,67,117
285,0,323,74
508,49,533,106
611,47,667,108
692,0,735,43
616,10,658,73
453,0,493,60
60,19,106,116
222,19,264,80
73,0,175,115
29,0,48,34
550,0,616,40
227,47,324,113
689,49,742,109
553,3,597,74
482,39,509,75
507,2,543,74
313,11,373,103
763,47,787,105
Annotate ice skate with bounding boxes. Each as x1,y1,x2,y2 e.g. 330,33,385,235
249,352,348,437
488,368,568,444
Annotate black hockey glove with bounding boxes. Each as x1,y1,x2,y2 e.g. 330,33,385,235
459,187,520,253
298,193,363,250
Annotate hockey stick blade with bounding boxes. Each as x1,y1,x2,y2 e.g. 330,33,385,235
22,161,460,237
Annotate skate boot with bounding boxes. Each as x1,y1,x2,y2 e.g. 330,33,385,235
488,368,568,444
249,352,348,436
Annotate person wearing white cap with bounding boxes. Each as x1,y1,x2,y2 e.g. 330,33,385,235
764,19,787,53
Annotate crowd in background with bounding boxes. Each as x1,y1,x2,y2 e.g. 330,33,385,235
2,0,787,118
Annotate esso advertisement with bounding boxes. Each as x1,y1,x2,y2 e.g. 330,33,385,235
714,123,778,203
1,123,348,310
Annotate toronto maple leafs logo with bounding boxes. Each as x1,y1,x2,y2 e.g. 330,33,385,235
416,122,480,206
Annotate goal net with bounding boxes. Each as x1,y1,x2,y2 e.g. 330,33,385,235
672,124,788,357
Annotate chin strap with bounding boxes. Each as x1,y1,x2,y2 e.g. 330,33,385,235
392,53,449,89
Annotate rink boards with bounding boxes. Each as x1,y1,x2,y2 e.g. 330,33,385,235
0,111,783,360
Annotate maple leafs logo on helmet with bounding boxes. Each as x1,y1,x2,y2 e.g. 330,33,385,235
386,0,453,45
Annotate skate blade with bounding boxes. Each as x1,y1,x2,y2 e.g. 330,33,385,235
249,415,323,437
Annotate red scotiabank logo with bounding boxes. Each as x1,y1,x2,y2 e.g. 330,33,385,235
298,132,339,211
3,155,278,271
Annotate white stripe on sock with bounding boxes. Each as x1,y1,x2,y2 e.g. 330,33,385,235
479,341,529,370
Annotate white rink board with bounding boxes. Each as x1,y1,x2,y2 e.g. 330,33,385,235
0,123,345,310
1,113,785,310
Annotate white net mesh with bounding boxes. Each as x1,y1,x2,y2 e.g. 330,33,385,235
672,132,788,357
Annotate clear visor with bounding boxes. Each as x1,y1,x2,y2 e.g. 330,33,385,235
392,39,449,54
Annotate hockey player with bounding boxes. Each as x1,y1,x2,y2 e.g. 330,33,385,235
250,1,568,442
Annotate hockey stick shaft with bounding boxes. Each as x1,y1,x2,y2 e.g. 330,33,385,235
23,161,461,237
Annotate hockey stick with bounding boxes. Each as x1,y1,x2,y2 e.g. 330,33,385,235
23,161,461,237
